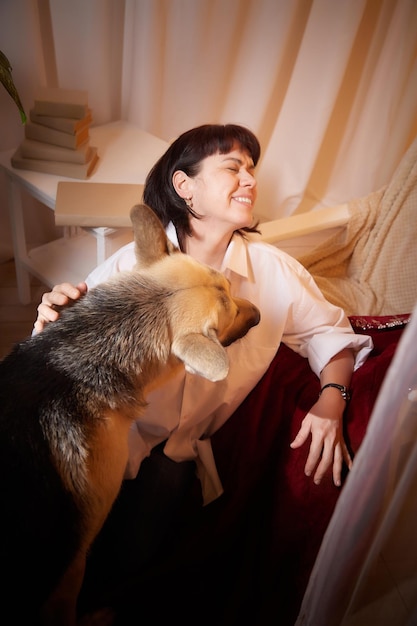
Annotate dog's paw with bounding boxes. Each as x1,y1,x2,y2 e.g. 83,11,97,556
78,606,116,626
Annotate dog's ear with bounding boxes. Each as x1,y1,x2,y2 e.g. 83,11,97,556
130,204,178,268
172,331,229,382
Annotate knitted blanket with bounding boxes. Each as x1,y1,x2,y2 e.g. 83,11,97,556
298,137,417,315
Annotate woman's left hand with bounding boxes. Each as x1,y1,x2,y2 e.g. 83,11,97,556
290,395,352,487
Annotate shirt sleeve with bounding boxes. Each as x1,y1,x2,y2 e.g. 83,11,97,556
85,241,136,288
277,257,373,376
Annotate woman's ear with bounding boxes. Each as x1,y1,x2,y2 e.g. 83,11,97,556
172,170,193,199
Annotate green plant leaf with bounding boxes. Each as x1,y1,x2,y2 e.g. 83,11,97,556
0,50,27,124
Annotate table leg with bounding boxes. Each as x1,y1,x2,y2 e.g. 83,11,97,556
92,227,118,266
7,175,32,304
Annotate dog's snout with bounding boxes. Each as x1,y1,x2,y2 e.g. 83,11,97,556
219,297,260,347
247,303,260,327
236,298,261,328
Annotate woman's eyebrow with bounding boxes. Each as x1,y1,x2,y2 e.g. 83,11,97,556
221,156,255,169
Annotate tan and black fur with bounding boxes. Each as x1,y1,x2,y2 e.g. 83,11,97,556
0,204,260,626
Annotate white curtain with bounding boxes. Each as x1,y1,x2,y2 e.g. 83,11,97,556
296,303,417,626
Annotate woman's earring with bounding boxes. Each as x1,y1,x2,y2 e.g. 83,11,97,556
185,197,193,209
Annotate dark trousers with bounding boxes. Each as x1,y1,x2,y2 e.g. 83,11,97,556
78,442,197,617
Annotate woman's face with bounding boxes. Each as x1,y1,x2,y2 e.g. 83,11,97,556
187,146,257,232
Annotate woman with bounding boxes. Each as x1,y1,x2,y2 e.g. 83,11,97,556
35,123,372,500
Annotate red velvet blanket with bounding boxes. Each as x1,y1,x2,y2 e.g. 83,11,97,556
80,315,409,625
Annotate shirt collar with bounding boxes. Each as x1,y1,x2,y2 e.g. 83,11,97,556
166,223,254,282
166,222,180,247
221,234,254,281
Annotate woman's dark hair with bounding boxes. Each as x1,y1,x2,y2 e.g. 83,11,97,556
143,124,261,250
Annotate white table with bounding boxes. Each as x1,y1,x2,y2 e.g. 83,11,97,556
0,121,168,303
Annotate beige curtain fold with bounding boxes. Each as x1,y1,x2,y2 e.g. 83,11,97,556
116,0,417,220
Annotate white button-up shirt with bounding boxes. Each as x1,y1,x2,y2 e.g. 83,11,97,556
86,225,373,503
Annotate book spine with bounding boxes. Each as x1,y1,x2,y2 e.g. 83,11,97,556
25,123,88,149
33,101,88,119
20,139,92,164
29,109,92,134
11,147,98,180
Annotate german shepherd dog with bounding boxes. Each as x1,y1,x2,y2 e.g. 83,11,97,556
0,204,260,626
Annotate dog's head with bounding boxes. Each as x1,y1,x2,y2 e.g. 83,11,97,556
130,204,260,382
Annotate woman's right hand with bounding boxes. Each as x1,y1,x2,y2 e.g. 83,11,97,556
33,282,88,333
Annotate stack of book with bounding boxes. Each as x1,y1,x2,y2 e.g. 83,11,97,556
11,88,99,179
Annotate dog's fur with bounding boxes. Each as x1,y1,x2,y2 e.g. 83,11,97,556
0,204,260,626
